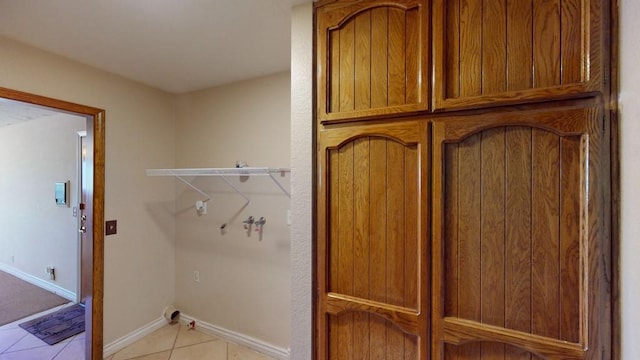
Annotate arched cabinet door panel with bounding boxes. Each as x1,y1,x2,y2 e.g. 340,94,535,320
316,120,430,359
316,0,429,123
432,0,606,111
431,106,611,360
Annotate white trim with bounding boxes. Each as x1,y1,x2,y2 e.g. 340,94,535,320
0,263,76,301
102,316,167,357
179,313,290,360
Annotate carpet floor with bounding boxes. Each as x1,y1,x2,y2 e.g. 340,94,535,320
0,270,68,326
19,303,85,345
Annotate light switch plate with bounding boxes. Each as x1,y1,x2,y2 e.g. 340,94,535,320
106,220,117,235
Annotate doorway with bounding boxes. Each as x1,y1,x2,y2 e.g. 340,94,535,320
0,86,104,360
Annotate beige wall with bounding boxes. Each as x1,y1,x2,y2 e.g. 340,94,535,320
174,72,291,348
0,35,177,344
175,72,290,169
0,113,85,296
619,0,640,357
290,3,313,360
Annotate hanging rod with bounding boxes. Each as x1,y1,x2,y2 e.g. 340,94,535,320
145,167,291,198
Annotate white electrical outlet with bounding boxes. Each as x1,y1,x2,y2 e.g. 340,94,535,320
193,270,200,282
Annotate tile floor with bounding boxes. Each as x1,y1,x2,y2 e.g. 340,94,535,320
0,303,85,360
105,322,275,360
0,304,276,360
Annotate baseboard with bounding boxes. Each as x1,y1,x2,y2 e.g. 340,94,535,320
102,316,166,358
0,263,76,302
101,312,290,359
179,313,290,360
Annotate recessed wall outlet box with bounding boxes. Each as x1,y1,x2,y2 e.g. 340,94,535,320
193,270,200,282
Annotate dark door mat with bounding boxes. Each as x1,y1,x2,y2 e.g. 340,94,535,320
19,303,85,345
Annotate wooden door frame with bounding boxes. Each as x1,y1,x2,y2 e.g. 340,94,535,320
0,86,104,360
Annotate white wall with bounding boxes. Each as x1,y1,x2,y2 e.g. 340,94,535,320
619,0,640,357
0,113,85,296
174,72,291,349
290,3,313,360
0,35,177,345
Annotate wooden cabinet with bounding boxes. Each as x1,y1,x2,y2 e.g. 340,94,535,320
316,120,430,359
431,104,611,359
432,0,606,111
316,0,429,123
314,0,615,359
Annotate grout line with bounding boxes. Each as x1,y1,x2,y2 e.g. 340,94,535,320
50,340,71,360
0,330,28,354
167,324,181,359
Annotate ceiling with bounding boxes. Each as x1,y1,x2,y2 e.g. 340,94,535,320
0,98,69,127
0,0,312,94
